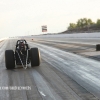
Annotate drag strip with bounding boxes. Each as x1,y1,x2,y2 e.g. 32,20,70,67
29,41,100,98
0,39,99,100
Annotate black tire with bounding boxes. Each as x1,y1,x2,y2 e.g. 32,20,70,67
5,50,15,69
96,44,100,51
30,48,40,67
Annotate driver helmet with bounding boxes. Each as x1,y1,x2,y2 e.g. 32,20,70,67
20,41,25,49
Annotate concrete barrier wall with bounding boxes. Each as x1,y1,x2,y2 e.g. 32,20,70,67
0,37,8,41
33,32,100,38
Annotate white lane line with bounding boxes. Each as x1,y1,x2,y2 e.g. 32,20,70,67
39,91,46,97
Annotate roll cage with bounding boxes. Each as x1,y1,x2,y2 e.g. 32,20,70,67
16,40,29,50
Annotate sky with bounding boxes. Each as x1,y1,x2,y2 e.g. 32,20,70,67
0,0,100,38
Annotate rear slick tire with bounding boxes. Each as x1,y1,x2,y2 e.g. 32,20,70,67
30,48,40,67
5,50,15,69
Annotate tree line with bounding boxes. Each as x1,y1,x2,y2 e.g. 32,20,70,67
68,18,100,30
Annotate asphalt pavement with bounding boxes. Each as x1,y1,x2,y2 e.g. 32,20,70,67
0,39,99,100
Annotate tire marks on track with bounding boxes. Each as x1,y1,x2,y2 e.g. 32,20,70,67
0,39,99,100
28,42,100,99
30,69,62,100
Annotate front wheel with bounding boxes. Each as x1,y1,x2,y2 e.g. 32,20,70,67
5,50,15,69
30,48,40,67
